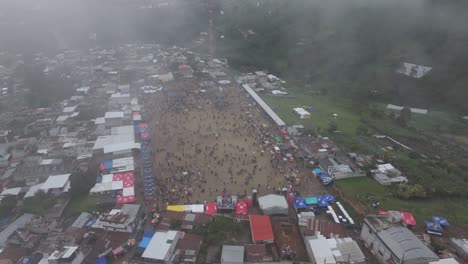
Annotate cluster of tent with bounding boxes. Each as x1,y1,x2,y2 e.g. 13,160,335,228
92,160,136,204
312,168,335,186
293,194,336,210
166,200,249,215
136,122,156,199
378,210,417,227
425,216,450,235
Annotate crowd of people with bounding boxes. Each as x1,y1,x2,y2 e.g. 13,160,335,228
142,77,312,209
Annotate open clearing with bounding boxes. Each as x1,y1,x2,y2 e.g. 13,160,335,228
146,79,325,205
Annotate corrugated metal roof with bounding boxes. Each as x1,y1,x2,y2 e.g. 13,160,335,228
221,245,244,263
0,214,34,247
378,227,438,262
242,84,285,126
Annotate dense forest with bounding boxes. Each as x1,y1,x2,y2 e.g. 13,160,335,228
1,0,468,113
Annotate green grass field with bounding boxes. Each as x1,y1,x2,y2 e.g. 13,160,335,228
261,90,468,229
261,91,362,134
335,177,468,228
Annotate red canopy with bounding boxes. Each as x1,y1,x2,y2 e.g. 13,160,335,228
205,203,217,215
378,210,389,215
138,123,148,128
235,201,248,215
249,215,274,243
280,128,288,135
132,111,141,116
116,195,135,204
400,211,416,226
178,64,191,69
141,133,150,139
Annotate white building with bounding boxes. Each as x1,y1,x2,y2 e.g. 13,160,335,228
110,93,131,105
159,72,174,82
104,111,125,127
76,86,90,94
396,62,432,79
48,246,85,264
40,174,71,195
142,230,183,262
328,164,362,180
0,187,22,197
293,107,311,119
304,233,365,264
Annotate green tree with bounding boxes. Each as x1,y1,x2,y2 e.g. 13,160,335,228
397,107,411,127
70,170,96,198
0,195,17,215
327,122,338,133
22,190,52,215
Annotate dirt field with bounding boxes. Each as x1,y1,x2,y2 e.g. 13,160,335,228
144,78,325,205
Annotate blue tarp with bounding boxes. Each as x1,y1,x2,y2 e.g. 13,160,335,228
313,168,322,175
103,160,113,169
143,229,155,238
323,194,335,203
138,236,152,249
319,173,335,186
425,221,443,233
94,257,107,264
85,217,97,227
96,175,102,183
293,197,307,209
432,216,449,227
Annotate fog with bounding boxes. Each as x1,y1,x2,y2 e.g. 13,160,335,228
1,0,468,110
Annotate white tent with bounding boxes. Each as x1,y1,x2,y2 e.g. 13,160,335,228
293,107,311,119
258,194,288,215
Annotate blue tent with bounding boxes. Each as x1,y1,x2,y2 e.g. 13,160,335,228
319,173,335,187
293,197,307,209
313,168,322,175
143,229,155,238
317,196,329,207
425,221,443,233
432,216,449,227
323,194,335,203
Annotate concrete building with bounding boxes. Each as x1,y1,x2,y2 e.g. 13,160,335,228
0,214,34,248
360,215,439,264
142,230,184,263
104,111,125,127
47,246,86,264
92,204,141,233
221,245,244,264
449,238,468,261
304,233,365,264
293,107,311,119
40,174,71,195
109,93,131,105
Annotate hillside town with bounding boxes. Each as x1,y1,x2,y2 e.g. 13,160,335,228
0,44,466,264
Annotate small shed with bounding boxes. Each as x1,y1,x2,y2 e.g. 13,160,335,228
293,107,311,119
221,245,244,264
